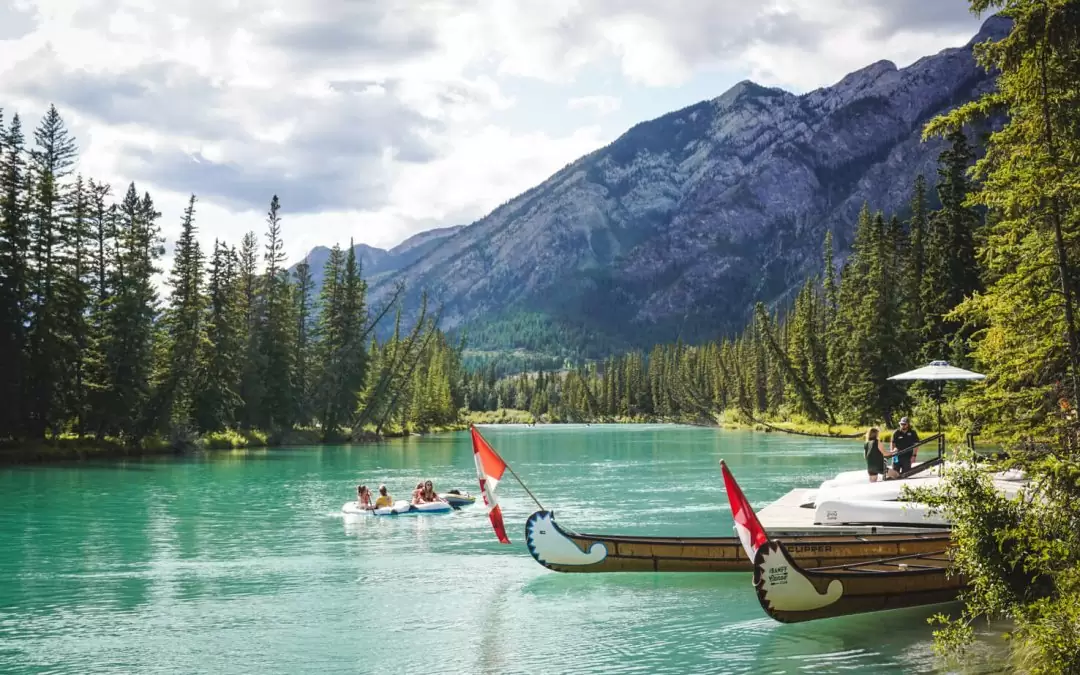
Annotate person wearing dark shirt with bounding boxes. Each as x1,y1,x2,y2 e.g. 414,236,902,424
890,416,920,474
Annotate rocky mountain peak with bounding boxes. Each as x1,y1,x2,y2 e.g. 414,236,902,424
360,20,1005,356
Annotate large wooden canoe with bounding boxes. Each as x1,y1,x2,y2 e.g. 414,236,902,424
524,510,953,573
751,538,966,623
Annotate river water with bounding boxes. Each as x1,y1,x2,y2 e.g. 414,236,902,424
0,424,1008,674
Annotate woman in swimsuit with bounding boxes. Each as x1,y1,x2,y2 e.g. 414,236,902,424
357,485,374,509
420,480,443,503
411,482,425,504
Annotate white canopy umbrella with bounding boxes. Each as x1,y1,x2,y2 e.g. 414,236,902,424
887,360,986,431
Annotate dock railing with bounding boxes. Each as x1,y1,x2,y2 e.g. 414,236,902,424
889,432,945,479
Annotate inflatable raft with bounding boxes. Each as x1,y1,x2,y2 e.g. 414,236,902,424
439,490,476,508
341,500,453,516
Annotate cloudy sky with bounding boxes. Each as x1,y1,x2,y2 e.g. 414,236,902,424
0,0,985,266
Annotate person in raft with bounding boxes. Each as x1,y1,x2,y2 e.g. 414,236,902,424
356,485,374,510
863,427,896,482
374,485,393,508
890,416,920,475
415,480,444,504
411,482,424,503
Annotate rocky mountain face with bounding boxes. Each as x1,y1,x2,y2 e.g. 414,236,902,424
361,16,1009,354
292,225,463,293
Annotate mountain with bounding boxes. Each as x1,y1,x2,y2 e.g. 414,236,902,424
290,225,463,293
366,17,1010,357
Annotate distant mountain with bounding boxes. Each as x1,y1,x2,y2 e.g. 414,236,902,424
355,17,1010,357
290,225,463,293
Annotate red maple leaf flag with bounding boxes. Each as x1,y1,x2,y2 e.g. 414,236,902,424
471,425,510,544
720,460,769,561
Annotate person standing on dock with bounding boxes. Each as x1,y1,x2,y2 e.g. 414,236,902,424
864,427,894,482
890,417,920,474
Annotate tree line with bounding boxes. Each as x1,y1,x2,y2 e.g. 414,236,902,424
0,105,465,448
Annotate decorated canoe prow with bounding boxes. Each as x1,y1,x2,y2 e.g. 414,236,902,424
751,539,965,623
341,500,453,516
523,510,952,573
720,459,966,623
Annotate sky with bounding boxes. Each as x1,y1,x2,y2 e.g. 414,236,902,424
0,0,987,269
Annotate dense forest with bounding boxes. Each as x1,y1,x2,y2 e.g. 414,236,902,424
0,107,465,450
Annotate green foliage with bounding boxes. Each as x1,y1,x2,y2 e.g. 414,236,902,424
0,103,466,454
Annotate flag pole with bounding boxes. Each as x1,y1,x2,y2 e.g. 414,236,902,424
471,424,546,511
505,464,545,512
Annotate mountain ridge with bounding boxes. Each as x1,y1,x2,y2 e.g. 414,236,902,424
310,16,1010,356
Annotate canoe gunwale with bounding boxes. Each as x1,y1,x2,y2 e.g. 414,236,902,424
525,510,954,574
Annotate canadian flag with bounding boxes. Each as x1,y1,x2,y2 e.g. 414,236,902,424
471,425,511,544
720,460,769,561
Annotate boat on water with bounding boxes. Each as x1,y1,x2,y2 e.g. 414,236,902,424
341,500,453,516
520,434,1010,573
750,538,964,623
524,510,952,573
720,460,968,623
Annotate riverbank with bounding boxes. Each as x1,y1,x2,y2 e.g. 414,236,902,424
467,408,991,447
0,422,470,466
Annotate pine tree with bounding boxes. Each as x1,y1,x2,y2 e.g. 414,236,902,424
56,175,92,434
236,231,263,428
0,112,29,439
162,195,205,428
256,195,295,431
192,241,243,432
25,105,77,437
906,174,929,345
82,181,113,438
101,184,162,441
292,259,315,426
921,130,980,363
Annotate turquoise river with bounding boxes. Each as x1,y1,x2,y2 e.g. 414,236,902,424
1,424,1009,674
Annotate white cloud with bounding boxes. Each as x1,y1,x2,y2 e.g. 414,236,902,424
0,0,986,267
567,95,622,116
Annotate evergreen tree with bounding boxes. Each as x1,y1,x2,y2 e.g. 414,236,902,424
56,175,92,434
193,241,243,432
25,105,77,437
906,174,929,345
257,195,295,431
236,231,263,428
292,259,315,426
921,129,981,363
0,112,29,439
100,184,162,441
162,195,205,428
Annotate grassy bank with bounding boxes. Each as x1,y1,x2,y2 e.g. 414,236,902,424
465,409,1000,449
0,421,471,466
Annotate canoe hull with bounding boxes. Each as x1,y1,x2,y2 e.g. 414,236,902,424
524,510,953,573
752,539,966,623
